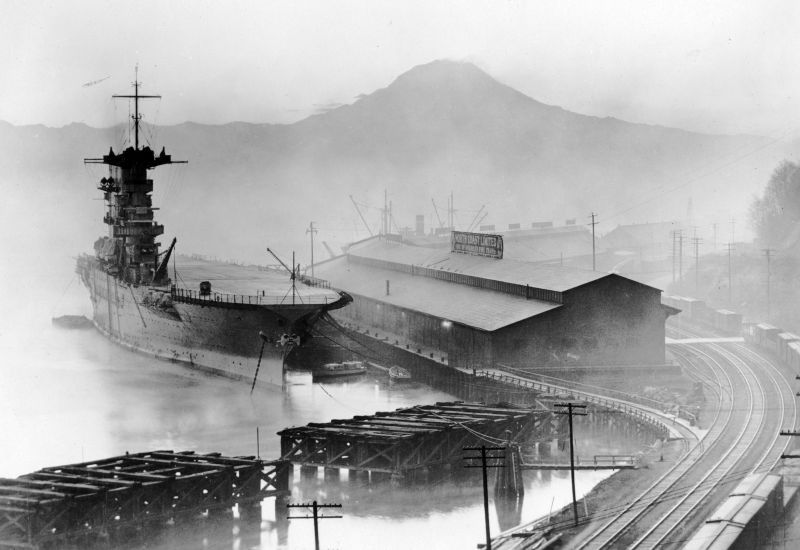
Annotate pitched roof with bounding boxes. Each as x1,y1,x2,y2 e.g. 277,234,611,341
347,237,608,292
315,255,560,331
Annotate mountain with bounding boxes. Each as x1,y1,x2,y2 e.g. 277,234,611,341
0,60,779,265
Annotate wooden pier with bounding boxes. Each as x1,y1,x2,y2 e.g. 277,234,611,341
278,401,546,479
0,450,290,549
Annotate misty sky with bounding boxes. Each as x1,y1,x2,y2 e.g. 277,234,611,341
3,0,800,137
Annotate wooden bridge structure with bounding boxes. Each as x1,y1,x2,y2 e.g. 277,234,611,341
0,450,290,549
278,401,546,479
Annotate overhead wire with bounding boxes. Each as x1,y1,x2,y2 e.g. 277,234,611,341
604,128,800,224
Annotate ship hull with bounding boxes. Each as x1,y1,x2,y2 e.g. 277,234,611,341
77,256,333,387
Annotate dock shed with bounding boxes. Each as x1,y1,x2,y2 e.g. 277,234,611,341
314,236,673,370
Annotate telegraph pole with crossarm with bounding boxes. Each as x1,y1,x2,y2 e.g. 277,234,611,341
287,500,342,550
555,402,588,527
464,445,506,550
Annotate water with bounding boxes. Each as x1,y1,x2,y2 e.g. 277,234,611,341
0,214,615,548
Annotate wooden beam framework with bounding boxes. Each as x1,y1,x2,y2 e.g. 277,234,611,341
0,450,290,549
279,401,546,475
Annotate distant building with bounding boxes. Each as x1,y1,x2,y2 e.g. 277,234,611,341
601,221,682,273
395,223,597,265
601,221,681,258
500,224,596,264
315,236,674,370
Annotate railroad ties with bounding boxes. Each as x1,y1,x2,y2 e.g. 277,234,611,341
0,450,291,549
278,401,546,483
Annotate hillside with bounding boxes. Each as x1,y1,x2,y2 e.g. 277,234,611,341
0,60,777,265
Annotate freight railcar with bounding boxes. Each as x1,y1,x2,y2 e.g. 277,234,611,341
713,309,743,335
747,323,781,350
683,473,783,550
777,332,800,364
788,341,800,372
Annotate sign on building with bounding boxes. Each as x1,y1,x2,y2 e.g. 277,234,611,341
451,231,504,259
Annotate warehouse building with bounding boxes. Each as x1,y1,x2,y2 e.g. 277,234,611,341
313,233,673,370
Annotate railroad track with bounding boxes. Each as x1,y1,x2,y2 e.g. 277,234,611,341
571,343,743,549
570,330,794,549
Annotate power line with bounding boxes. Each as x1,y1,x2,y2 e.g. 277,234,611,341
554,402,588,527
286,500,342,550
727,242,735,307
589,213,598,271
463,445,506,550
306,221,317,278
763,248,775,321
692,233,702,294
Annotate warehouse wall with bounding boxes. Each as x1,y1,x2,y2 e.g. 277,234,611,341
494,275,668,367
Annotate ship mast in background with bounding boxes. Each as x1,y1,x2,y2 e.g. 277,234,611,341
84,70,186,285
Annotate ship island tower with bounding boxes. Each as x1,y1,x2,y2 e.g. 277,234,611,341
85,75,184,285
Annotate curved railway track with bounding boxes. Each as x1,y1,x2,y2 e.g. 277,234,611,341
569,330,795,549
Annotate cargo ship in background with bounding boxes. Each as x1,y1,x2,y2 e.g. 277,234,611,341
76,75,351,386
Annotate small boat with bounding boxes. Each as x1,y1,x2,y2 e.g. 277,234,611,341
388,365,411,380
51,315,94,330
313,360,367,379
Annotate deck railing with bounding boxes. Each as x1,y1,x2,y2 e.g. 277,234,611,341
475,370,672,439
170,286,337,306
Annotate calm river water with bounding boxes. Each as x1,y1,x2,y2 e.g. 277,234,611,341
0,253,619,550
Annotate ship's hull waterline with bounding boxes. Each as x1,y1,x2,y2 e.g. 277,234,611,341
77,256,336,387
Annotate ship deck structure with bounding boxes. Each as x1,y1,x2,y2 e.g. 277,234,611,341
77,73,350,386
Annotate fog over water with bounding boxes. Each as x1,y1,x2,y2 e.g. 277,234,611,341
0,194,625,549
0,261,614,549
5,3,800,548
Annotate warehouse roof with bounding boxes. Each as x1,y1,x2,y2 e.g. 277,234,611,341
345,237,611,293
314,255,560,331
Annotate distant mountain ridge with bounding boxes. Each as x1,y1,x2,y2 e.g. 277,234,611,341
0,59,778,264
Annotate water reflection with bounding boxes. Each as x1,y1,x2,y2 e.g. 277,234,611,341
2,270,635,550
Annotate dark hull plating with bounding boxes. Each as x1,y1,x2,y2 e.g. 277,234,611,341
77,256,329,387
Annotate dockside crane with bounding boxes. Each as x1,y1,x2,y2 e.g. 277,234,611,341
432,198,445,230
472,212,488,230
466,205,486,232
349,195,374,237
322,241,337,259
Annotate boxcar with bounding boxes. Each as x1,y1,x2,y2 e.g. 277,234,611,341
713,309,743,335
777,332,800,363
753,323,781,350
788,341,800,372
683,473,783,550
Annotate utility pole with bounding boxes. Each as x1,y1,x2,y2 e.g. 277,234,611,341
383,189,388,235
589,213,598,271
671,230,678,283
678,230,684,283
463,445,506,550
727,243,735,307
763,248,775,321
554,402,587,527
712,222,718,251
692,233,702,294
449,191,455,230
287,500,342,550
306,221,317,278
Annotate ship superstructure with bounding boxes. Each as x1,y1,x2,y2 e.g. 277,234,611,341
85,79,179,285
77,74,350,385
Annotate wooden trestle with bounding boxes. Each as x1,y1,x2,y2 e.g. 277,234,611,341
0,450,290,549
278,401,546,477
